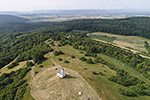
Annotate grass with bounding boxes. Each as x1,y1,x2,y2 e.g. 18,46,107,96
89,35,116,42
48,45,150,100
34,58,53,75
22,68,35,100
22,85,35,100
99,54,150,84
11,38,150,100
92,32,150,53
0,60,29,76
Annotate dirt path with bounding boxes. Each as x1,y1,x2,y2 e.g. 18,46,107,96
30,66,35,80
93,38,150,59
30,67,101,100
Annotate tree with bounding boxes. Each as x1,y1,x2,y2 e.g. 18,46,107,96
64,60,70,63
32,54,44,63
86,58,94,64
80,57,87,61
26,61,34,67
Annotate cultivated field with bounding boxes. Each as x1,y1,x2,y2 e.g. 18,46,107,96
91,32,150,53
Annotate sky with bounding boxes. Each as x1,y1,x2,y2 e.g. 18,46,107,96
0,0,149,11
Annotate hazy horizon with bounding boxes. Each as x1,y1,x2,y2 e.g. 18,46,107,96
0,0,150,11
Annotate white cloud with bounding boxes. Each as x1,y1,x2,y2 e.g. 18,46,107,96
0,0,149,11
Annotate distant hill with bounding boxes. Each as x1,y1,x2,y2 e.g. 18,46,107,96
0,17,150,39
0,15,29,23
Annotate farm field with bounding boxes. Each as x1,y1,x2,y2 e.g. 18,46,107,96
91,32,150,53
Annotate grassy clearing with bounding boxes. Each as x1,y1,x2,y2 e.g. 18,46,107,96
34,58,53,75
89,35,116,42
31,67,100,100
91,32,150,53
22,72,35,100
47,45,150,100
99,54,150,84
0,60,29,76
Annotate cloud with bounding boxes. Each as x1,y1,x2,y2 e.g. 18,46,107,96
0,0,149,11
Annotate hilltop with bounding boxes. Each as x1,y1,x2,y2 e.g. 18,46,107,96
0,15,29,23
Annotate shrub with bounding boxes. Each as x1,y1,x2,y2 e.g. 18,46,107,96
71,56,75,58
32,54,45,64
7,62,19,69
119,88,137,97
99,72,104,75
26,61,34,67
58,58,63,61
86,58,94,64
39,65,44,68
54,51,64,56
4,78,13,85
80,57,87,61
64,60,70,63
85,52,97,57
92,71,98,75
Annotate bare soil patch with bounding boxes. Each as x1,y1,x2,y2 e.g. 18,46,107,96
30,67,101,100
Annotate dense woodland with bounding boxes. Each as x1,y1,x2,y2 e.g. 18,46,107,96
0,15,29,23
0,32,53,69
0,17,150,39
0,67,31,100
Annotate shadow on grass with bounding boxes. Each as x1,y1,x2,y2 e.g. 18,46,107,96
65,74,77,79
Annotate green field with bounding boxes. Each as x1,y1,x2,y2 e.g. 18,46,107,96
91,32,150,53
43,44,150,100
89,35,116,42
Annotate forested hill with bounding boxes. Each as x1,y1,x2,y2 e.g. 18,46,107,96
1,17,150,39
0,15,29,23
32,17,150,39
51,17,150,38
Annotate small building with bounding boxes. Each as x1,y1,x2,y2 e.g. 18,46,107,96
57,68,65,78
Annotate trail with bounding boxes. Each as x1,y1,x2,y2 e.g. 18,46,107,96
93,38,150,59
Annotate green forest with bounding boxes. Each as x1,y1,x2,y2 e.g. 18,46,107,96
1,17,150,39
1,16,150,99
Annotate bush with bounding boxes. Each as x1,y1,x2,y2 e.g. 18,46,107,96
99,72,104,75
26,61,34,67
7,62,19,69
4,78,13,85
85,52,97,57
32,54,45,64
39,65,44,68
119,88,137,97
92,71,98,75
71,56,75,58
58,58,63,61
64,60,70,63
86,58,94,64
80,57,87,61
94,56,106,64
54,51,64,56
